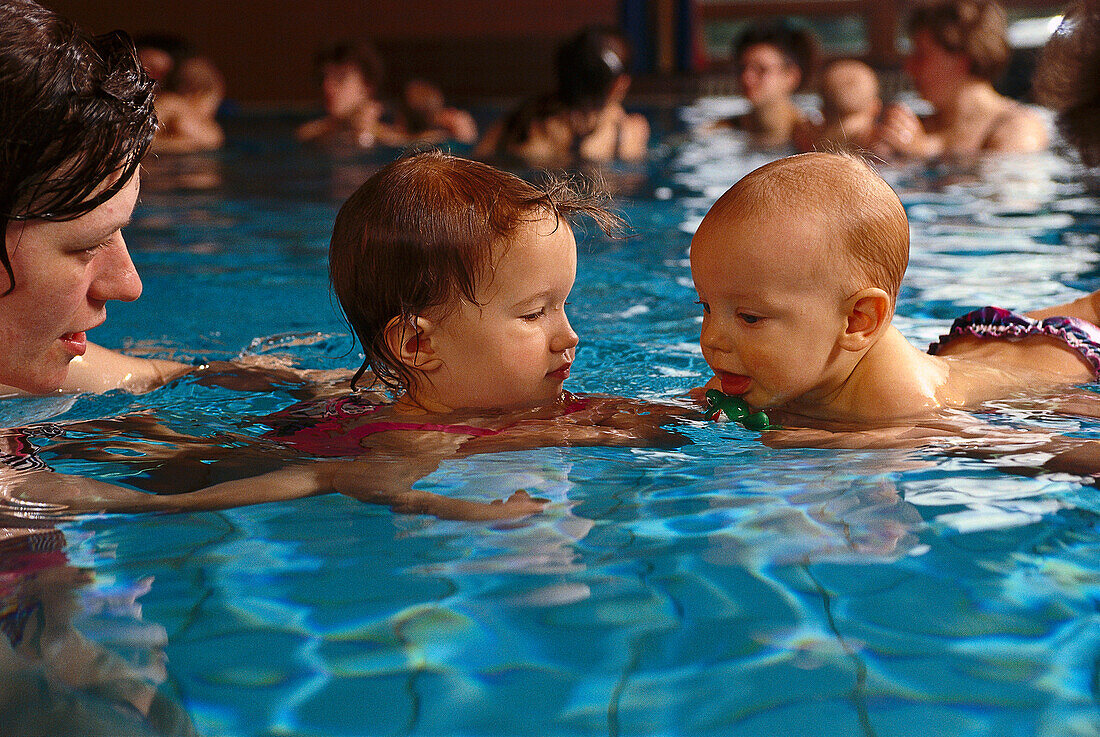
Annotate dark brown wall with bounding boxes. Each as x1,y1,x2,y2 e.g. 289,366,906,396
46,0,619,105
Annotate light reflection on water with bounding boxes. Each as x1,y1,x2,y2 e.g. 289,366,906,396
9,112,1100,736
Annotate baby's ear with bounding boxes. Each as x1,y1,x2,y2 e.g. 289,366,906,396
383,315,443,372
839,288,891,351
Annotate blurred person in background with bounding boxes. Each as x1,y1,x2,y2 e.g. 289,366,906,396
476,26,649,166
296,40,404,149
876,0,1048,158
713,21,819,148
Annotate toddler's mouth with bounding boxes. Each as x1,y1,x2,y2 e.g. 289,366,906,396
548,362,572,380
719,372,750,395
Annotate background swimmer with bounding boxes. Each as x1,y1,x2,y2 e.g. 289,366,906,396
712,22,819,148
876,0,1048,158
296,39,404,149
150,55,227,154
395,78,478,145
798,58,882,152
475,26,649,165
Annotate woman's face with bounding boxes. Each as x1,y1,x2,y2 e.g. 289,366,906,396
0,172,143,393
905,29,970,107
737,43,801,106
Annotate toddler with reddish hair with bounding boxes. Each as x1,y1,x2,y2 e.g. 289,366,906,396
251,150,681,518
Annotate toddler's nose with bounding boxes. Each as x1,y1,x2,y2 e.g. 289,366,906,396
551,316,579,355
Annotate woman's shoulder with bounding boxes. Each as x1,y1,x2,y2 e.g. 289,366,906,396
983,101,1049,153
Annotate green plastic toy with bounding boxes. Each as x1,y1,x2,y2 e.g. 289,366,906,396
704,389,772,431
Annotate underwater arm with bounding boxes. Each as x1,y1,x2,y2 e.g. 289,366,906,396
457,396,691,455
0,463,331,516
327,454,547,521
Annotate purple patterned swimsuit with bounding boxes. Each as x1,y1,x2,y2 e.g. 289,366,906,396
927,306,1100,378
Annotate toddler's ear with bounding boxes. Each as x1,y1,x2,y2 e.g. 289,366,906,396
839,288,891,351
383,315,443,372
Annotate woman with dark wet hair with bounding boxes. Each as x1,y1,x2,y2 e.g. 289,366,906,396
0,0,190,395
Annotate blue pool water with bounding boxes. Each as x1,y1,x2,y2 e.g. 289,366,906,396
9,106,1100,736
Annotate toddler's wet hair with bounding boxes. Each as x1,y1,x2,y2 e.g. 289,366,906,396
330,150,622,392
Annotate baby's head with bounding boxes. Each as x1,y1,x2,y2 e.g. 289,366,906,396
820,59,881,121
330,150,617,409
690,152,909,410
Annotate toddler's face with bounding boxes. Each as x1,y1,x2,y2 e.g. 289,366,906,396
690,205,851,411
422,213,579,411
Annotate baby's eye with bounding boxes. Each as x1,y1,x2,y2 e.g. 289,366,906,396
521,307,546,321
695,299,711,315
738,312,762,325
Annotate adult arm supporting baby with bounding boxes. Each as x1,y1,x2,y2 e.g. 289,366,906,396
0,450,547,522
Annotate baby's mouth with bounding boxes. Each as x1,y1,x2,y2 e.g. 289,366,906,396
719,372,750,395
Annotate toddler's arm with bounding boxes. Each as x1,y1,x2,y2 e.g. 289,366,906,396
459,396,691,455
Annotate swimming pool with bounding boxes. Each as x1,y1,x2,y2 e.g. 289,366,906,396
12,105,1100,736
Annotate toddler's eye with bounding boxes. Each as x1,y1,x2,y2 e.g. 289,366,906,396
695,299,711,314
738,313,761,324
521,308,546,321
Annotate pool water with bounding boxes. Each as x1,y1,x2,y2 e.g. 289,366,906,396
10,106,1100,736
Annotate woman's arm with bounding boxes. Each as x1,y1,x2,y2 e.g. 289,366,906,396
60,343,191,395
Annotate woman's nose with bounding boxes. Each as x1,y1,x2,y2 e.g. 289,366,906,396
88,238,143,304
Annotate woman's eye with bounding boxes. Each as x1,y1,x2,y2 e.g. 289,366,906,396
521,308,546,321
695,299,711,314
738,313,761,324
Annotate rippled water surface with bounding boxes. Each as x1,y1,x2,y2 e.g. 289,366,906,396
11,108,1100,736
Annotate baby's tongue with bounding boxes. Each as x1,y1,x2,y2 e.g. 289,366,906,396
721,374,750,395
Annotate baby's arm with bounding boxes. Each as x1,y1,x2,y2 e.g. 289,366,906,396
0,463,330,516
3,449,545,522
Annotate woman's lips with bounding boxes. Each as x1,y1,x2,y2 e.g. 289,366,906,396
59,331,87,356
719,372,750,395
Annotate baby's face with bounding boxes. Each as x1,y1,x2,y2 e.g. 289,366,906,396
420,213,579,411
690,204,852,411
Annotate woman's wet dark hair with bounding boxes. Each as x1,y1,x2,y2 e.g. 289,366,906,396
0,0,156,294
732,21,820,91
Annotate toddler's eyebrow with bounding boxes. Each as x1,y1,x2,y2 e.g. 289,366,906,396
512,289,562,308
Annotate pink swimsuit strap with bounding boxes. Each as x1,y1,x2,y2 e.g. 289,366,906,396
265,394,591,458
